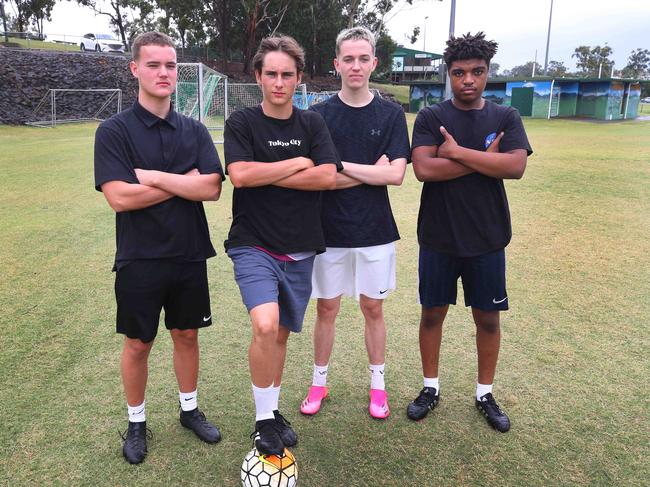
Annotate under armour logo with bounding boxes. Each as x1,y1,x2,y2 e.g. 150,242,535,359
370,129,381,136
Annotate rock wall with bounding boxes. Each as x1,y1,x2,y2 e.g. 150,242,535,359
0,49,139,125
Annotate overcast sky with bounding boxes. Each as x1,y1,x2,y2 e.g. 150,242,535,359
43,0,650,71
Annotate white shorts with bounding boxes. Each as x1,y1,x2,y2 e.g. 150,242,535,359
311,242,396,300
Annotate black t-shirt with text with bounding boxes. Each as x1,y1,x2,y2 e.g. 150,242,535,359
223,105,341,254
310,95,411,247
94,101,224,270
411,100,532,257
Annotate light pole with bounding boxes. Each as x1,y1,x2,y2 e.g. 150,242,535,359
543,0,554,76
423,16,429,52
444,0,457,100
1,1,9,44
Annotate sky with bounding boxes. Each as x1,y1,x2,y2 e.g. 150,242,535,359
41,0,650,72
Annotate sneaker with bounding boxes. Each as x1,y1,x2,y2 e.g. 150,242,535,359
406,387,440,421
273,410,297,447
369,389,390,419
121,421,151,464
475,393,510,432
252,418,284,456
180,408,221,443
300,385,329,415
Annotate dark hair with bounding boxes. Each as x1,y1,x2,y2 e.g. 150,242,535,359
443,31,498,68
131,31,175,61
252,35,305,74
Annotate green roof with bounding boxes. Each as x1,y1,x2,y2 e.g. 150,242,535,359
393,46,442,59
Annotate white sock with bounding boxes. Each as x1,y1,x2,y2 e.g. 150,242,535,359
127,401,146,423
252,384,275,422
271,385,281,411
312,364,329,387
369,363,385,390
423,377,439,392
477,383,493,400
179,389,197,412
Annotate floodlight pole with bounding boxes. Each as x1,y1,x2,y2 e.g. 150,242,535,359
444,0,456,101
423,16,429,52
543,0,554,76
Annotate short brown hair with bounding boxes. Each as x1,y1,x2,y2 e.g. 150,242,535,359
131,31,175,60
252,36,305,74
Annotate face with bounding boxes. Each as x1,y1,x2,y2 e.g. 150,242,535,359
448,58,488,108
130,45,177,100
334,39,377,90
255,50,302,108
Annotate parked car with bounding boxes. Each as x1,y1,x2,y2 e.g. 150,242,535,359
641,97,650,103
80,33,125,53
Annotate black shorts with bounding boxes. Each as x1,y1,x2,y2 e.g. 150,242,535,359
418,247,508,311
115,260,212,342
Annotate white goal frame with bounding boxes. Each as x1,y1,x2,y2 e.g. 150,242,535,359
26,89,122,127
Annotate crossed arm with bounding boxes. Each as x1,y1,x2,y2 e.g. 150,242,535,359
227,157,337,191
335,154,408,189
101,168,222,213
412,126,527,182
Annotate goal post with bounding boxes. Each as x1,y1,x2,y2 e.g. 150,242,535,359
26,89,122,127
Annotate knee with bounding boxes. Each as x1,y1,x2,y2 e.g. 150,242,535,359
123,338,153,360
317,298,340,321
252,318,278,343
360,299,383,323
420,308,446,330
171,329,198,349
476,319,500,335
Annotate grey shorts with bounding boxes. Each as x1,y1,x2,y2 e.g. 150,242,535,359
227,246,315,332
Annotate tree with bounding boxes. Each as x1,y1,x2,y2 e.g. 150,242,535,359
28,0,56,37
8,0,31,33
374,30,396,77
504,61,542,78
488,62,499,77
546,60,567,77
406,25,419,45
621,48,650,78
572,44,613,76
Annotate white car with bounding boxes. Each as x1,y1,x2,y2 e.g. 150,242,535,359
80,33,125,53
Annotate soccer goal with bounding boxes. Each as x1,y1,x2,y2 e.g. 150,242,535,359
224,82,308,117
26,89,122,127
175,63,227,133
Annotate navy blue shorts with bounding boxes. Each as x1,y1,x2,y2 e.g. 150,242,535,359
227,246,315,333
418,247,508,311
115,259,212,343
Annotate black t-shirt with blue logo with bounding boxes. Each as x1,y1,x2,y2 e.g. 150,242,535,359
310,95,411,247
411,99,532,257
223,105,341,254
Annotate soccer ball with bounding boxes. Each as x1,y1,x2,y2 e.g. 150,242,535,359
241,448,298,487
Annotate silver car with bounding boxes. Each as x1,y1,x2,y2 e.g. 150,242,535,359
80,33,125,53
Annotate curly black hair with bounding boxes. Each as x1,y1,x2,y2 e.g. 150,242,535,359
443,31,498,67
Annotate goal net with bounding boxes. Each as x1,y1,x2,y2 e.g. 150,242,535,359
175,63,227,132
26,89,122,127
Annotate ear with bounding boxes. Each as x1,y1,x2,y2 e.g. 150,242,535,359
255,69,262,85
371,56,378,72
129,60,138,79
296,71,303,85
333,57,340,75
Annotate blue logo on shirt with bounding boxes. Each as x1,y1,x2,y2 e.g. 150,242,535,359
484,132,497,148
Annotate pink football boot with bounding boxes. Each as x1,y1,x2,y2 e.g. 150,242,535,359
300,385,329,415
369,389,390,419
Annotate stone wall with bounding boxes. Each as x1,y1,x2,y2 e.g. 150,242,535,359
0,49,139,125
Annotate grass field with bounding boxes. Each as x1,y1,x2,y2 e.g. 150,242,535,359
2,37,81,52
370,82,410,105
1,116,649,486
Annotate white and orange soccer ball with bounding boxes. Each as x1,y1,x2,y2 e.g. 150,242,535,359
241,448,298,487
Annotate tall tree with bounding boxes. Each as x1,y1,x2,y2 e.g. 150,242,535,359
8,0,31,33
572,44,613,76
622,48,650,78
546,60,566,77
504,61,542,78
28,0,56,37
488,62,500,77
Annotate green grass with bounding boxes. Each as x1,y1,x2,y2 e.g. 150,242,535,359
2,37,81,52
370,82,410,105
1,117,649,485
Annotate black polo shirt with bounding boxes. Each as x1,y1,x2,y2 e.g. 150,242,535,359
94,101,224,270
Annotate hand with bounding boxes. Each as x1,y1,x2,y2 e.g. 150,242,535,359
438,126,460,160
375,154,390,166
184,168,200,176
134,168,157,186
486,132,504,153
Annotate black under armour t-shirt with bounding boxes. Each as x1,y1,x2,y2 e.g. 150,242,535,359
94,101,224,270
223,105,342,254
310,95,410,247
411,99,533,257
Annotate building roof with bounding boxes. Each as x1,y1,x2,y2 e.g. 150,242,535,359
404,77,649,86
393,46,442,60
